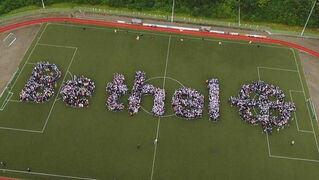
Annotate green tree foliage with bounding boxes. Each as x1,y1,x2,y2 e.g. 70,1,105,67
0,0,318,27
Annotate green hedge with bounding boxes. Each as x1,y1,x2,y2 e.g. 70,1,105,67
0,0,318,27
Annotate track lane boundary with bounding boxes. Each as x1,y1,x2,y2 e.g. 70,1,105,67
1,17,319,58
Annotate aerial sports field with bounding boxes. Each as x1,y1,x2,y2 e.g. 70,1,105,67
0,19,319,180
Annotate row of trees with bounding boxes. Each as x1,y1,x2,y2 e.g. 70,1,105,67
1,0,318,27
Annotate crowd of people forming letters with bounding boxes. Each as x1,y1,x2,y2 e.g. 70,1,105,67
60,76,96,108
20,63,297,133
172,87,204,119
207,79,220,121
20,62,61,103
127,71,165,117
107,71,166,117
229,81,296,134
106,73,128,112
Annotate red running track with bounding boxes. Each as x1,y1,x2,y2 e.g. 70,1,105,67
1,17,319,58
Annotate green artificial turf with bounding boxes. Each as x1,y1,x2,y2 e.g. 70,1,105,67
0,23,318,180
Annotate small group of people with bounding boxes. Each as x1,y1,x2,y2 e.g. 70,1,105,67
60,75,95,108
172,87,204,119
20,62,61,103
229,81,296,134
206,79,220,121
106,73,128,111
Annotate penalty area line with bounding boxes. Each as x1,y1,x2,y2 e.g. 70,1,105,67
41,47,78,133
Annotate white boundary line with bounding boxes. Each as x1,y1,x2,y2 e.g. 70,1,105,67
37,43,77,49
8,99,22,103
258,66,298,72
150,35,171,180
0,168,96,180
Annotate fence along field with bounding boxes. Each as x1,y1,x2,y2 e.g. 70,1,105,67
0,22,319,180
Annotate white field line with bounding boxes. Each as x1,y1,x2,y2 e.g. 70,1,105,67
258,66,298,72
8,99,22,103
150,35,171,180
269,154,319,163
0,168,96,180
0,92,13,111
0,87,7,100
37,43,77,49
26,62,37,65
290,90,300,131
145,76,185,87
291,48,319,153
0,67,18,100
8,37,16,47
257,67,261,80
41,47,78,133
299,130,314,133
50,23,290,50
266,133,271,156
2,33,13,42
0,127,42,133
67,71,73,79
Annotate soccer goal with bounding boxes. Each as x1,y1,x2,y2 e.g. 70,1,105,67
2,33,16,47
307,98,318,121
